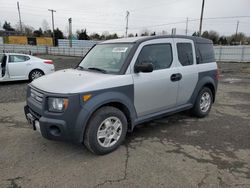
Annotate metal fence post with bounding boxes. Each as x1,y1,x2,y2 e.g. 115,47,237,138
241,45,245,62
219,46,223,61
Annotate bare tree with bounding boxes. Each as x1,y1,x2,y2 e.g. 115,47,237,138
42,19,50,31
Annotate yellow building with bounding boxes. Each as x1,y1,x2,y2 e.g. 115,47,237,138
4,36,53,46
7,36,28,45
36,37,53,46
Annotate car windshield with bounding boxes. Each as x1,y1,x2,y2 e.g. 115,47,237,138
78,43,133,74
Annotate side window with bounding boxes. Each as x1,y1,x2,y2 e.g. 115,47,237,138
9,55,30,63
197,43,215,64
177,43,194,66
136,44,173,70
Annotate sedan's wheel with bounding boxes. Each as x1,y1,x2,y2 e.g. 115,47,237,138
191,87,213,118
84,106,127,155
29,70,44,81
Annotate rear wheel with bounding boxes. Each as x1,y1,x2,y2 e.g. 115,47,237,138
29,70,44,81
84,106,127,155
191,87,213,118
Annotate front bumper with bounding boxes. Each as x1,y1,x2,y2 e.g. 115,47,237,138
24,105,68,141
24,85,91,143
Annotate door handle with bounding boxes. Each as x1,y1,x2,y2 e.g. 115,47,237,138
26,63,31,66
170,73,182,82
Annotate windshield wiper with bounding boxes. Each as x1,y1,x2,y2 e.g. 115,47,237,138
87,67,107,74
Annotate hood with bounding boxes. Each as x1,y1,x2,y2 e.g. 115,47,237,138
31,69,132,94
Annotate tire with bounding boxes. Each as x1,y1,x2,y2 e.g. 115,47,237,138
29,69,44,81
191,87,213,118
84,106,128,155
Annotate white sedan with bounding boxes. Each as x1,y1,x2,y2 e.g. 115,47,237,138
0,53,55,82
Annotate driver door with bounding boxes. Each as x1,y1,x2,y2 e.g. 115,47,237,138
131,39,179,117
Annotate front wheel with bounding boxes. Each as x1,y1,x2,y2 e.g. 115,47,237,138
84,106,128,155
191,87,213,118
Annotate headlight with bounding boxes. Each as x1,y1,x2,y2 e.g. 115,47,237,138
48,97,68,112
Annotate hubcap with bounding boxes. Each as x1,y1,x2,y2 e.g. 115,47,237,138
97,117,122,148
200,92,211,113
31,71,43,80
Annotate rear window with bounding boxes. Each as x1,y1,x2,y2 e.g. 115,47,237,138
196,43,215,64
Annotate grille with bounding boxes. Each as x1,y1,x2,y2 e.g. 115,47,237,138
29,107,41,119
30,88,44,104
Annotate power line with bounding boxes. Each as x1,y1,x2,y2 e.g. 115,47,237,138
48,9,56,46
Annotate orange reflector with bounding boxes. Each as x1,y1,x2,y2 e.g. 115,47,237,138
83,94,92,102
63,99,69,109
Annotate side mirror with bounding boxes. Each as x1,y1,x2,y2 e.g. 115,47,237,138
134,63,153,73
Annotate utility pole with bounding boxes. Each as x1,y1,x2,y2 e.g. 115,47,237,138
68,18,72,47
235,20,239,41
125,11,130,37
199,0,205,36
17,1,23,33
48,9,56,46
185,17,189,35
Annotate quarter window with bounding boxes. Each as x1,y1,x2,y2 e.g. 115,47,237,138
177,43,194,66
136,44,173,70
9,55,30,63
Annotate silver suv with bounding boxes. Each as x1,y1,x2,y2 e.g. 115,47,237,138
24,35,218,154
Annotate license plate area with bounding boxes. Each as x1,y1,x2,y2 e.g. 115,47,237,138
26,112,40,132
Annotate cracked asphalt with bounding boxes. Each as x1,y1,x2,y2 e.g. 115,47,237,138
0,56,250,188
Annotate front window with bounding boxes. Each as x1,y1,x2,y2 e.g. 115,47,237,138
78,43,133,74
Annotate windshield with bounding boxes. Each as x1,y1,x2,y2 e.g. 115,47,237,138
78,43,133,74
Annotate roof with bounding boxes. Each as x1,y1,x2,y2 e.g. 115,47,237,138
101,35,213,44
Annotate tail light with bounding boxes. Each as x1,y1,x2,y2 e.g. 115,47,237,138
216,69,220,80
44,60,53,64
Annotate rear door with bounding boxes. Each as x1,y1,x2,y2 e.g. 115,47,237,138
174,38,198,106
8,55,30,79
131,39,179,117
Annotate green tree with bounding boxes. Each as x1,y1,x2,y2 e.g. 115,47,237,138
54,28,64,39
3,21,15,31
218,36,228,45
33,28,43,37
128,33,134,37
77,29,90,40
89,33,100,40
201,30,219,44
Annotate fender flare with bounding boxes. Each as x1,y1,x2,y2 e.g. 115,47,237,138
73,91,137,143
189,76,217,104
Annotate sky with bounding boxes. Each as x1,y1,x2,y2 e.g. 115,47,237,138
0,0,250,37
